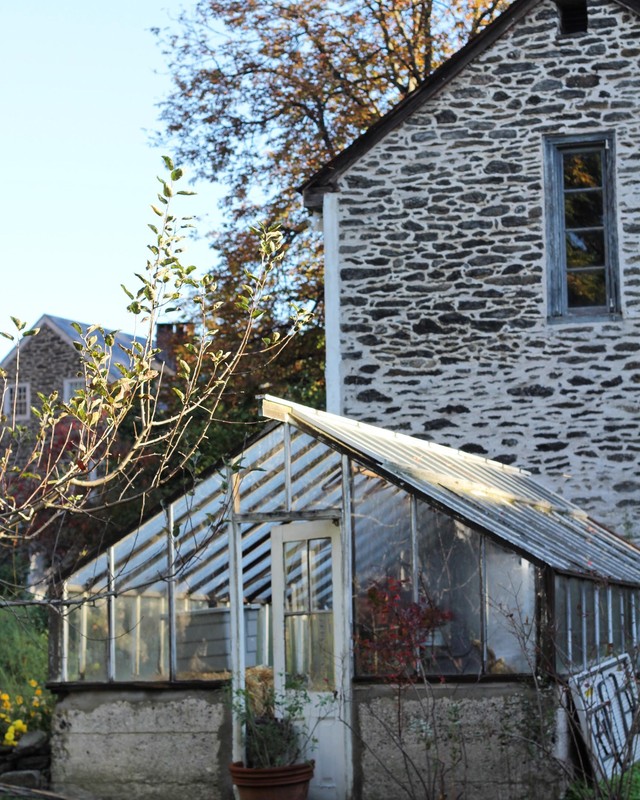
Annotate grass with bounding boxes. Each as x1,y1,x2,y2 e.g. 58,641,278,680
565,763,640,800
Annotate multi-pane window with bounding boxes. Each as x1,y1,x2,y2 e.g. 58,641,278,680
63,377,85,403
3,382,30,420
555,577,639,674
545,134,619,318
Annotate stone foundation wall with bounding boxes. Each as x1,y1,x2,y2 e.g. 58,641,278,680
328,0,640,538
352,682,570,800
0,730,50,790
50,688,232,800
50,681,575,800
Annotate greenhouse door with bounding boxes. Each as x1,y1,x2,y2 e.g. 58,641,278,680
271,520,351,800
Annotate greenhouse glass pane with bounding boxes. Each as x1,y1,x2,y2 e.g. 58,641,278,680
353,469,411,591
555,577,569,673
611,586,624,654
237,429,287,514
416,506,481,676
598,587,610,659
583,582,597,666
352,469,412,677
622,589,636,658
175,604,262,679
290,431,342,512
114,592,169,681
570,579,584,671
285,613,334,690
284,540,307,613
485,540,536,674
66,596,109,682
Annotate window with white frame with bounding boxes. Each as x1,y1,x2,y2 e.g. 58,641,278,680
3,383,31,421
545,133,620,319
63,377,85,403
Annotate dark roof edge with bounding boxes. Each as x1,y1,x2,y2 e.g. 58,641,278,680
300,0,640,210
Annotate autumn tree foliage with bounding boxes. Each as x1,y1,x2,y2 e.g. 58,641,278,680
154,0,510,411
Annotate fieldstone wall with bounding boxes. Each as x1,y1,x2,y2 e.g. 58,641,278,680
2,322,82,430
352,682,570,800
328,0,640,538
0,731,50,790
50,687,232,800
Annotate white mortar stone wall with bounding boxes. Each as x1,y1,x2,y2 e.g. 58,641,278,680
328,0,640,537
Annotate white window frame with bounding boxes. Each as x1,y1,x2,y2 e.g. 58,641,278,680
544,132,620,320
63,377,85,403
4,382,31,421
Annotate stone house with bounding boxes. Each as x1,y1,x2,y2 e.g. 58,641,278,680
301,0,640,540
0,313,145,428
0,313,184,427
0,313,179,582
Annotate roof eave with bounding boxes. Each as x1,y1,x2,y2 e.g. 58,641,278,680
300,0,640,210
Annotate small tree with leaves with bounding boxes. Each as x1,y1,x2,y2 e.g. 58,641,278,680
0,157,310,594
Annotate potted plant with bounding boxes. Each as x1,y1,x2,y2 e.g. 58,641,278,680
229,668,316,800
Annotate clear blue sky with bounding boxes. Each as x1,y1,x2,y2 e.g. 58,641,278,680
0,1,222,357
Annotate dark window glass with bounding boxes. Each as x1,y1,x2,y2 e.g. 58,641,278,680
564,191,603,230
559,0,588,34
547,138,617,317
416,507,481,677
562,149,608,309
565,230,605,268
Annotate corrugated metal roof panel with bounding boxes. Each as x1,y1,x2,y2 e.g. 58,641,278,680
262,396,640,585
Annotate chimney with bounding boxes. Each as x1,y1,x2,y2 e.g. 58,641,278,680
555,0,588,34
156,322,196,371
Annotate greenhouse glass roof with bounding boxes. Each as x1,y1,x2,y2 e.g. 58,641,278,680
65,396,640,604
264,397,640,585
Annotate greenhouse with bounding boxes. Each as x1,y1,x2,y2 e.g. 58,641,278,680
49,396,640,800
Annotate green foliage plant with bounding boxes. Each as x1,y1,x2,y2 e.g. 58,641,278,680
0,605,52,745
0,606,48,698
564,763,640,800
231,676,317,768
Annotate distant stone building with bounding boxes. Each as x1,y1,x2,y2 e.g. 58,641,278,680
0,315,182,429
302,0,640,538
0,314,146,429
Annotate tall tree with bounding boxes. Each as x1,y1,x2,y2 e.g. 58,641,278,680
154,0,509,402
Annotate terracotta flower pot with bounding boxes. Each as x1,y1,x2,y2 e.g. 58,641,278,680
229,760,315,800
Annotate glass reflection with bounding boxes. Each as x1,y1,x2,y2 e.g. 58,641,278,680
284,541,307,613
66,597,109,681
561,148,608,310
565,230,605,267
485,540,536,674
563,152,602,189
567,271,607,307
564,191,603,229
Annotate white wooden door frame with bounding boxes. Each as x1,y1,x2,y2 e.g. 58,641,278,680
271,519,352,800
